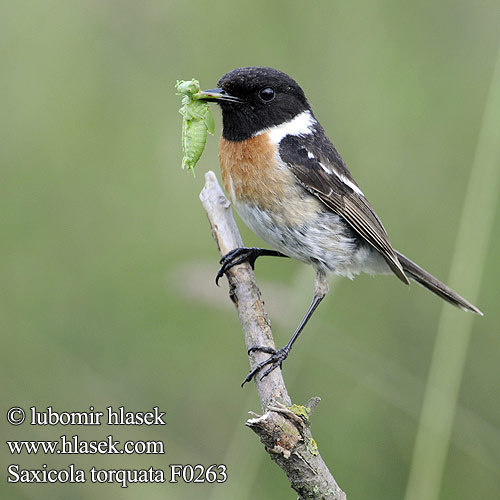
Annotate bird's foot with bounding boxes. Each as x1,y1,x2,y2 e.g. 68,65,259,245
215,247,263,285
241,345,290,386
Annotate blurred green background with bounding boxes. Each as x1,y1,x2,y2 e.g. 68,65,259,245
2,1,500,499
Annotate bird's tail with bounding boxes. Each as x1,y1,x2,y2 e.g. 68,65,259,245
395,251,483,315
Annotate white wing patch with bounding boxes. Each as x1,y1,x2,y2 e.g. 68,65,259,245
339,174,364,196
318,161,331,174
318,162,364,196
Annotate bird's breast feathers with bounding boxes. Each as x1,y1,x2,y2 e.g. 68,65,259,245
218,131,321,224
218,129,375,274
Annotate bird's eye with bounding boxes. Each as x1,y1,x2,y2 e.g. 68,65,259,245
258,87,275,102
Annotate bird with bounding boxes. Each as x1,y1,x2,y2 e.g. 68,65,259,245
198,66,482,385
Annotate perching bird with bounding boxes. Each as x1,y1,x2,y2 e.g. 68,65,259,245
198,66,482,384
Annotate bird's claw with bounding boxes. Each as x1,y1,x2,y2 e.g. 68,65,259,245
215,247,258,286
241,346,290,387
248,345,276,355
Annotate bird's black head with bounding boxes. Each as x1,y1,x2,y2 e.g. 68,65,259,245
199,67,311,141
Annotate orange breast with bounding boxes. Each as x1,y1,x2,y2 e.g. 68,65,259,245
219,134,292,211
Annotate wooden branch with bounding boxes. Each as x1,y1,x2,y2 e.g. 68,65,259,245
200,171,347,500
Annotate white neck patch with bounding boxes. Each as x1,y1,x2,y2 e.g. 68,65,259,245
259,110,316,144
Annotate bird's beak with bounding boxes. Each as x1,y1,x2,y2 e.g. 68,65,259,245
197,88,243,103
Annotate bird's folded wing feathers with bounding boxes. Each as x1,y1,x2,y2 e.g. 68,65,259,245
279,134,409,284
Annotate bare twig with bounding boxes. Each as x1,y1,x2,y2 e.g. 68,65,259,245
199,171,347,500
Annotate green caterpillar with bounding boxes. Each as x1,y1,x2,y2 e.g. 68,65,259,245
176,79,215,172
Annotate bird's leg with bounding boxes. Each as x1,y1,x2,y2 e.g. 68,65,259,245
242,269,329,386
216,247,288,285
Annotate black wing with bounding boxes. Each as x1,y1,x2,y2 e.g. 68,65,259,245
279,128,409,284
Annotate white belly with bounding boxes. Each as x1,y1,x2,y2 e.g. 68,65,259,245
233,198,390,279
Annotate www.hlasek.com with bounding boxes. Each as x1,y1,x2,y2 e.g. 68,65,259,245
7,434,164,455
5,405,227,487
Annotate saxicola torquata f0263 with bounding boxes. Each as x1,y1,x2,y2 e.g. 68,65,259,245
197,66,482,385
